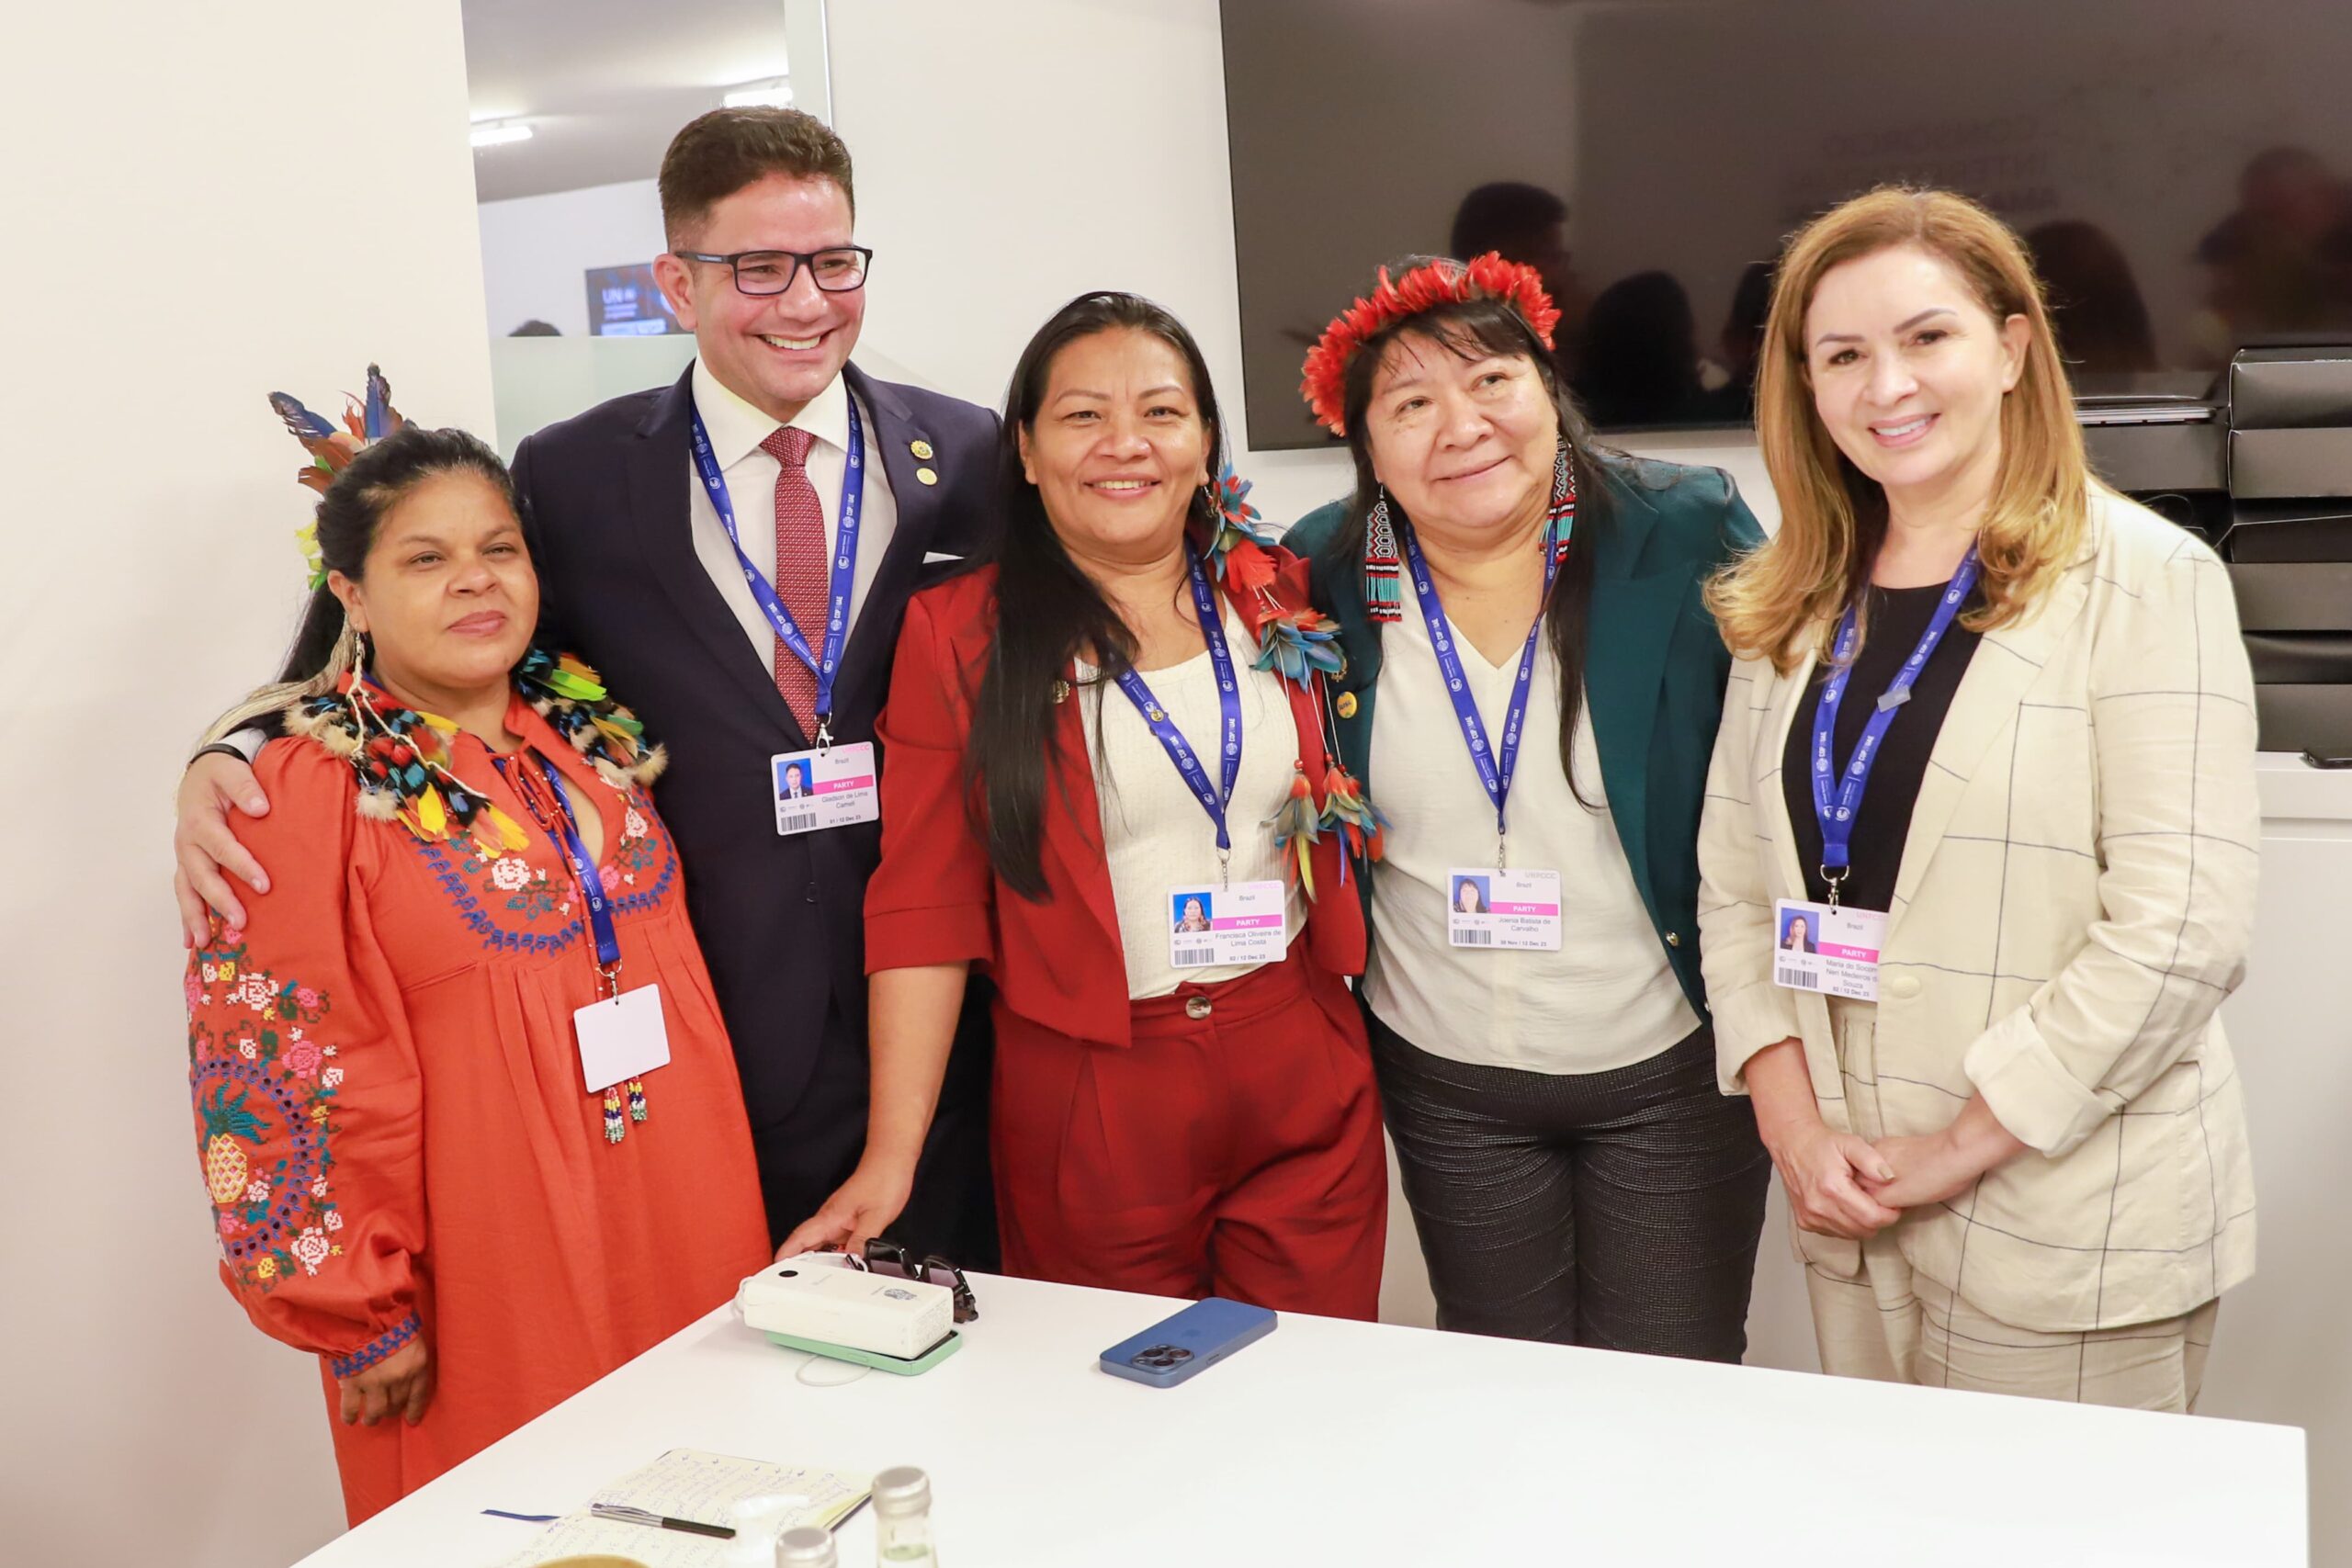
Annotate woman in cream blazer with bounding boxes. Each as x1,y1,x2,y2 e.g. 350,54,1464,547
1698,187,2257,1410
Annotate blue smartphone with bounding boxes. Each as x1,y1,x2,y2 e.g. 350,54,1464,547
1098,1297,1277,1388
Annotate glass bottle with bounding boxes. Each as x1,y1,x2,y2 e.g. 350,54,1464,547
776,1525,840,1568
872,1466,937,1564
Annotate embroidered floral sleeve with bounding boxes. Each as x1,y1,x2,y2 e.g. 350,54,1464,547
187,740,425,1378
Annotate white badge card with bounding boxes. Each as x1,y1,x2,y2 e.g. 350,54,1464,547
770,742,881,836
1168,879,1287,970
1770,898,1889,1001
573,983,672,1093
1446,867,1563,952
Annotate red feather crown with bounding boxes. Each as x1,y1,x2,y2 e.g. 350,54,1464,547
1298,252,1563,435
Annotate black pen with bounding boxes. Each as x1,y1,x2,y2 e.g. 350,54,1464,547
589,1502,736,1539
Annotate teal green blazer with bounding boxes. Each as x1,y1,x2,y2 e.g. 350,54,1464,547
1286,457,1764,1017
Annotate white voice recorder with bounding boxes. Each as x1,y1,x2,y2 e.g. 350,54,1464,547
736,1254,955,1359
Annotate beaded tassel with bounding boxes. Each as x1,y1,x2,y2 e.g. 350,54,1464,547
1546,444,1577,559
1363,490,1402,624
627,1079,649,1123
603,1088,626,1144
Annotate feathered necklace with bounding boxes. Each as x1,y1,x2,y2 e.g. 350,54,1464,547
285,648,667,860
1200,463,1386,895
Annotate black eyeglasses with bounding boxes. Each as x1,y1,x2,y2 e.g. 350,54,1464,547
847,1237,978,1323
672,245,874,296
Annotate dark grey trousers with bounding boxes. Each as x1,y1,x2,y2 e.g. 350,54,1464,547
1368,1007,1770,1362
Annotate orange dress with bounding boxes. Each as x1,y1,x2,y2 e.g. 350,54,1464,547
184,680,770,1524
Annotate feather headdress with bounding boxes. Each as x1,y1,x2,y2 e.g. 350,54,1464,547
271,365,408,587
1298,253,1562,435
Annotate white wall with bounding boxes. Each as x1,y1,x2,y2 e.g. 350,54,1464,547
0,5,494,1566
476,175,671,339
2203,762,2352,1558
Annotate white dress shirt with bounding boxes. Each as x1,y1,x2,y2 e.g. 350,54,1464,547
1361,592,1699,1075
685,359,901,663
1078,600,1306,1000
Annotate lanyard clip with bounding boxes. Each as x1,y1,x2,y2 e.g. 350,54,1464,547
1818,864,1848,912
1217,845,1231,891
596,959,623,1000
813,714,833,752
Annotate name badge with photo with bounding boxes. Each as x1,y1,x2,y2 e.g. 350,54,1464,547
1446,867,1563,952
1168,879,1287,970
572,983,671,1093
1770,897,1888,1001
769,742,881,836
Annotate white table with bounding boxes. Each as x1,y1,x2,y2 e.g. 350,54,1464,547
296,1273,2307,1567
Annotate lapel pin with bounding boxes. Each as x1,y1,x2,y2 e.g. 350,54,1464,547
1052,678,1071,705
915,466,939,487
1335,691,1358,719
910,438,934,460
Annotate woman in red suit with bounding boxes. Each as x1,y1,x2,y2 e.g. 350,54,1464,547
784,294,1388,1316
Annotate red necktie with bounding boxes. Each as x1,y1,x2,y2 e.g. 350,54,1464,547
760,425,825,728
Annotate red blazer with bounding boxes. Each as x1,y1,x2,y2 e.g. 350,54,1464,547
865,551,1367,1049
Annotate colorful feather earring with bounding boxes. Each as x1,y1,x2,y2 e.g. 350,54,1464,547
1267,763,1323,900
1317,763,1387,872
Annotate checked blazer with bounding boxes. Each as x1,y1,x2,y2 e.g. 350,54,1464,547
1696,487,2259,1333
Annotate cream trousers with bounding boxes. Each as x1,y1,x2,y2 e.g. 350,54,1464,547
1807,998,2219,1412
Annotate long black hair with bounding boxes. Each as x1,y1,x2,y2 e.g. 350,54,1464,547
1335,262,1610,807
967,291,1229,899
208,427,517,743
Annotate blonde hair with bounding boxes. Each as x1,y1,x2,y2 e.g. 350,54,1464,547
1708,186,2090,670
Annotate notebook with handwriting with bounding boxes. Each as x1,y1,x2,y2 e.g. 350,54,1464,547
497,1448,872,1567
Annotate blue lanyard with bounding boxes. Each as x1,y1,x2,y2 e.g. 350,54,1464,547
1400,515,1565,861
531,754,624,994
688,392,865,745
1810,546,1982,901
1111,546,1244,874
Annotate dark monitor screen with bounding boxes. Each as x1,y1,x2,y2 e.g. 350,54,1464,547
586,263,685,337
1222,0,2352,448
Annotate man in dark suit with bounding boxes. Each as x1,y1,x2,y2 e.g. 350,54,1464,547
173,108,1000,1266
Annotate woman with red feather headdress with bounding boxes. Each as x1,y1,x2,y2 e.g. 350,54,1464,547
1287,254,1772,1359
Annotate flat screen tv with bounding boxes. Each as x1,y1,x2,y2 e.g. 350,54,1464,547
1222,0,2352,448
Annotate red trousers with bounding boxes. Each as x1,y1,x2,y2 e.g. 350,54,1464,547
989,947,1387,1320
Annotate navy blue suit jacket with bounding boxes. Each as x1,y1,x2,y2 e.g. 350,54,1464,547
510,363,1001,1133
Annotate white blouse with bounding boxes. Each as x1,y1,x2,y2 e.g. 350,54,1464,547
1078,601,1306,999
1361,592,1698,1074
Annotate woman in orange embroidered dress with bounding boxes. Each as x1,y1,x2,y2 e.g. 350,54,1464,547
185,425,769,1523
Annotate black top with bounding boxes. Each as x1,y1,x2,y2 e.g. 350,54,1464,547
1781,581,1985,913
